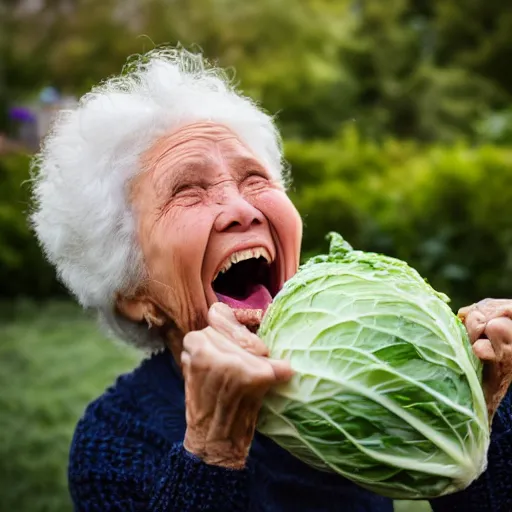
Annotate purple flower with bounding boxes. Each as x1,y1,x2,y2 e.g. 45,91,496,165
9,107,36,123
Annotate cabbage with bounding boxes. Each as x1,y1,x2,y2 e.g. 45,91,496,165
257,233,490,500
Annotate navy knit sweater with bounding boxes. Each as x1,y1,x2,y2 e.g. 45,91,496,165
69,349,512,511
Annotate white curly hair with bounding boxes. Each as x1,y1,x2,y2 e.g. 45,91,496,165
30,46,287,351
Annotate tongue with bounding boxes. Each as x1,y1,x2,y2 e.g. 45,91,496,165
216,284,273,311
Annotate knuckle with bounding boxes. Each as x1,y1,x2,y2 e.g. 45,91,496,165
193,349,242,375
238,334,258,350
183,336,219,369
190,344,216,368
242,364,274,388
183,331,204,353
469,310,486,324
250,333,268,348
238,333,268,354
213,357,272,390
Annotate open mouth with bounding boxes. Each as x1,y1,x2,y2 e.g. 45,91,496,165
211,247,279,315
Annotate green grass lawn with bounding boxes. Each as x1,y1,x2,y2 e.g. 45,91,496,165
0,300,431,512
0,300,141,511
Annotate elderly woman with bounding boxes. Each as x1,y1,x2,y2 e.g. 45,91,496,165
31,48,512,512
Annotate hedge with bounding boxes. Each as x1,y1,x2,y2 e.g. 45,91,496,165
287,128,512,310
0,152,66,299
1,130,511,310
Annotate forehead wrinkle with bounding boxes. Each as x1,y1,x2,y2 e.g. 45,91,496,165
153,148,265,200
141,134,215,194
225,154,265,173
142,121,255,173
148,122,239,161
145,135,213,169
153,153,214,198
169,121,238,141
138,123,268,202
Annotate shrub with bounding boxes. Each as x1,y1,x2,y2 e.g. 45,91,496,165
287,131,512,310
0,152,64,299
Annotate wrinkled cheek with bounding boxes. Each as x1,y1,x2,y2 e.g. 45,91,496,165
148,210,214,334
175,223,213,330
255,192,303,269
272,194,302,239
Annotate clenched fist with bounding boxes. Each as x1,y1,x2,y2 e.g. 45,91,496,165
458,298,512,421
181,303,293,469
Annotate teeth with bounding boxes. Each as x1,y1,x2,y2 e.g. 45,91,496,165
213,247,272,282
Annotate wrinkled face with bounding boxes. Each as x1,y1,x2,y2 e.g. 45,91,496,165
128,122,302,336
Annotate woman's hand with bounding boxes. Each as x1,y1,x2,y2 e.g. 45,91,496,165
458,299,512,421
181,302,293,469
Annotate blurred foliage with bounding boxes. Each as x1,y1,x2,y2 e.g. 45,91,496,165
2,0,512,140
476,108,512,144
287,128,512,309
0,152,66,298
1,2,512,511
0,301,429,512
2,130,511,310
0,301,141,512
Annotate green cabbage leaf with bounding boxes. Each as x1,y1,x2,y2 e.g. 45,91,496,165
257,233,490,500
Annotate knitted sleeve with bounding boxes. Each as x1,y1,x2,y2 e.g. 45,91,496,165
68,419,249,511
429,389,512,512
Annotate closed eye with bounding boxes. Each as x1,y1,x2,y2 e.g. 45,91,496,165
247,169,269,179
173,182,206,196
243,171,270,186
170,184,204,208
173,185,190,196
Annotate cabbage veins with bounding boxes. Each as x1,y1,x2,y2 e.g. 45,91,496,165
257,233,489,500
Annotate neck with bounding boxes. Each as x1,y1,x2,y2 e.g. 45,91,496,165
163,324,184,373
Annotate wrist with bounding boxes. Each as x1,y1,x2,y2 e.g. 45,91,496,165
184,431,248,469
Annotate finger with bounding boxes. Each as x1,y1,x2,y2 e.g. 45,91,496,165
202,327,268,370
207,302,242,335
183,330,209,357
182,330,232,376
486,316,512,345
457,304,475,323
463,309,487,344
266,358,295,383
487,301,512,321
503,303,512,319
473,338,497,362
475,299,512,321
208,303,269,357
485,317,512,362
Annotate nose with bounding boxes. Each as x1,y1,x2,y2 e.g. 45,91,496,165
214,192,265,233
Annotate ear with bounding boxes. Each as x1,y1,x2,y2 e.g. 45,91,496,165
115,293,166,328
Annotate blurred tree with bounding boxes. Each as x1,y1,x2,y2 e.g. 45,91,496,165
433,0,512,98
2,0,511,141
0,152,65,298
333,0,503,141
1,0,512,306
287,131,512,309
137,0,358,139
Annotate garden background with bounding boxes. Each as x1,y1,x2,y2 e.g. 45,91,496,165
1,1,511,511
